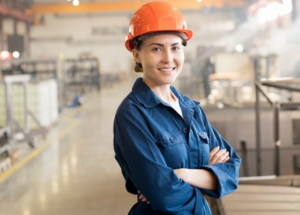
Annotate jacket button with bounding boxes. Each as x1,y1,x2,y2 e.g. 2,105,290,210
170,137,176,143
182,128,188,134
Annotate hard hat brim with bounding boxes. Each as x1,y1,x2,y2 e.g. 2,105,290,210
125,29,193,52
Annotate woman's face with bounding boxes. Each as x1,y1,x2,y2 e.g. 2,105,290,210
133,34,185,88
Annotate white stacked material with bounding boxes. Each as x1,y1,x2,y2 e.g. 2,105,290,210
0,79,59,129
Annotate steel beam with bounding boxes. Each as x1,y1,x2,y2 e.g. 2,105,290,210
26,0,245,15
0,5,33,23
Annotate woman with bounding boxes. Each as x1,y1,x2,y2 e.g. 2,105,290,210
113,2,241,214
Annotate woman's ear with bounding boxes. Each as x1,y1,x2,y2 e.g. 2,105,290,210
132,49,141,63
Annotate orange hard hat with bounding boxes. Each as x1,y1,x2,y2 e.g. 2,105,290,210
125,1,193,52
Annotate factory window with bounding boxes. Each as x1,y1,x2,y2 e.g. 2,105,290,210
293,119,300,145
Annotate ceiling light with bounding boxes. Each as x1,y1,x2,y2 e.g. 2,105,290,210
235,44,243,53
73,0,80,6
0,51,10,59
13,51,20,59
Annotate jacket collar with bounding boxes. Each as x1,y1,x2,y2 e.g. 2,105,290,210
132,77,200,109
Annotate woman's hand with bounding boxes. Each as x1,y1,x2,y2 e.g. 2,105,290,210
138,190,150,204
209,146,229,165
137,146,229,202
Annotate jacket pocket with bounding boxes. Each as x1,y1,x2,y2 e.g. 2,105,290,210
155,132,188,169
155,132,186,147
198,131,209,144
198,131,210,165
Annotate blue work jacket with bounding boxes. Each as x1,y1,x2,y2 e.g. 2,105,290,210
113,78,241,215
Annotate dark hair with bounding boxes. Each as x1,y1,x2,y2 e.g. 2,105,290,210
132,37,187,73
133,39,143,73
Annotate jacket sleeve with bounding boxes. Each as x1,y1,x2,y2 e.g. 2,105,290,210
197,106,241,199
114,104,204,214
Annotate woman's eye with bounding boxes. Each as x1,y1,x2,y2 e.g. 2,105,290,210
172,46,180,51
152,47,161,52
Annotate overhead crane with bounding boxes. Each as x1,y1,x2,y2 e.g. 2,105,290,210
0,1,32,23
26,0,245,15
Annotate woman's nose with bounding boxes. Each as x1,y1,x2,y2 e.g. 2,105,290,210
161,50,173,63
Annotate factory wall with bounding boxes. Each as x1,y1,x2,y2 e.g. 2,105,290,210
30,11,237,74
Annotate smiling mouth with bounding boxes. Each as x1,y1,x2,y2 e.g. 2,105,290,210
158,67,175,72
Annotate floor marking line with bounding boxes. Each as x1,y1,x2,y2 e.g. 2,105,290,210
0,121,79,183
60,94,101,122
0,90,102,183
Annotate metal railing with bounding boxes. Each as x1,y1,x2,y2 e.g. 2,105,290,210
4,75,47,148
255,79,300,176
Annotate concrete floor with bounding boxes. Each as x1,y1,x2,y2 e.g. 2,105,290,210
0,79,136,215
1,77,299,215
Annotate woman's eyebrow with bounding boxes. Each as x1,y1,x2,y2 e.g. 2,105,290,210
149,43,163,47
149,42,180,47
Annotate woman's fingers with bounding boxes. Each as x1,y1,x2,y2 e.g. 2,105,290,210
209,148,229,165
139,194,147,202
223,156,230,162
210,148,226,164
138,192,149,203
216,152,229,163
209,146,220,159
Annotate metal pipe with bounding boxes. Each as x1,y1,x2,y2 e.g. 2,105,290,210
240,141,249,177
255,84,262,176
23,82,29,133
280,102,300,110
292,0,297,22
262,82,300,92
274,103,280,176
266,56,270,79
261,78,300,84
25,23,30,57
256,82,273,105
4,83,13,136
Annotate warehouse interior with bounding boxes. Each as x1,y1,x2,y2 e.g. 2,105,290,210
0,0,300,214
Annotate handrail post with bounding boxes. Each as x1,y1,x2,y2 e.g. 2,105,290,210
255,83,262,176
240,141,249,176
274,103,280,176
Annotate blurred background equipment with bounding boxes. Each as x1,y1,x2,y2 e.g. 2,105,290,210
63,56,101,109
